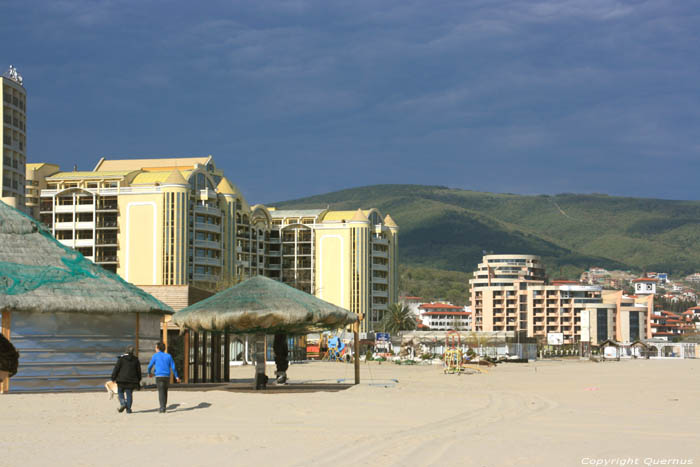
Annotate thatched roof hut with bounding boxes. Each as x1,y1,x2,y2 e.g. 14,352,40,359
172,275,358,334
0,201,172,392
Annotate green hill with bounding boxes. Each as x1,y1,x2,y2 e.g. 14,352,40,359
274,185,700,303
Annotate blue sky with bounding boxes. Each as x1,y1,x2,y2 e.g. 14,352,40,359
2,0,699,203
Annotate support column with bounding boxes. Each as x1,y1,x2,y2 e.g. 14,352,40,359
354,325,360,385
224,332,230,382
183,331,190,384
134,313,140,355
1,311,11,393
193,332,200,383
254,333,266,389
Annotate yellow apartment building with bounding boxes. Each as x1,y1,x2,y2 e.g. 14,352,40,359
266,208,399,334
1,66,27,212
470,254,651,345
29,156,399,331
32,156,268,291
25,163,60,218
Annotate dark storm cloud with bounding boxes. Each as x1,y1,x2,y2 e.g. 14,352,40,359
2,0,699,202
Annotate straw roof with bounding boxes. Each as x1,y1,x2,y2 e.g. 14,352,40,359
0,334,19,376
172,276,358,335
0,201,172,315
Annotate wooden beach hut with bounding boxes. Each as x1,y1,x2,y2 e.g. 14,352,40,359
0,201,173,393
172,275,359,387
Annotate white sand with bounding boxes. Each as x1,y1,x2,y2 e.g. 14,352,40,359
1,359,699,467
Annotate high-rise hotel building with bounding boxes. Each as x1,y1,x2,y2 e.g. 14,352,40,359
1,66,27,211
33,156,268,289
27,156,399,331
266,208,399,333
470,254,650,344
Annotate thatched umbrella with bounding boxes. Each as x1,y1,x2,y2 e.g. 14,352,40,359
172,275,359,387
173,275,357,334
0,201,172,392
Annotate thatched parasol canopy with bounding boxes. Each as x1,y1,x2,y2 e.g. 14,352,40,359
0,201,172,315
172,275,358,335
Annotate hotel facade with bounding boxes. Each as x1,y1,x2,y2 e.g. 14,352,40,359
470,254,651,345
1,66,27,212
266,208,399,334
27,156,399,332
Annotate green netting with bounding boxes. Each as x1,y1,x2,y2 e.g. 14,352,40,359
0,200,172,314
173,275,358,335
0,256,97,295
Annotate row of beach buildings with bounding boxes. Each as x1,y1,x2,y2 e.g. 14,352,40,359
402,254,700,347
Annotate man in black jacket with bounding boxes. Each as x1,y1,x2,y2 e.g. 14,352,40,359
111,346,142,414
0,333,19,386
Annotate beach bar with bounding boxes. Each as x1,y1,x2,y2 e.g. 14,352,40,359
0,201,172,392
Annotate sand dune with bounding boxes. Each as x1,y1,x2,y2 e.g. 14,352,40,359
1,359,698,467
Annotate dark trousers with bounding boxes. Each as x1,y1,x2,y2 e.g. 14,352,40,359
117,386,133,411
156,377,169,410
273,334,289,373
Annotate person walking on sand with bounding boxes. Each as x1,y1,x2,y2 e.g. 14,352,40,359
273,333,288,384
111,346,141,414
147,342,180,413
0,333,19,387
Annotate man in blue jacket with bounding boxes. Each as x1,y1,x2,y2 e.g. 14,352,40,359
147,342,180,413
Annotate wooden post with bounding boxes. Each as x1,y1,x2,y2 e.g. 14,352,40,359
354,314,362,385
134,313,140,356
202,332,208,382
224,332,230,382
1,310,11,393
183,331,190,384
193,332,199,383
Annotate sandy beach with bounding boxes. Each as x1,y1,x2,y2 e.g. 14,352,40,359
1,359,698,467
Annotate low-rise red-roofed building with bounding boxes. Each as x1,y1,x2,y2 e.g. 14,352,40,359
418,303,472,331
650,310,695,339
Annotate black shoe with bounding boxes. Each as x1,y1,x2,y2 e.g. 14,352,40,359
159,408,166,413
126,408,132,414
118,405,126,413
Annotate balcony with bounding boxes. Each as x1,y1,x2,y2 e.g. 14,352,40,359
195,222,221,233
54,222,74,230
372,290,388,298
372,263,389,272
75,204,95,213
372,237,389,245
193,273,218,283
372,249,388,259
194,204,221,216
372,276,388,285
194,257,221,267
75,221,95,230
194,238,221,250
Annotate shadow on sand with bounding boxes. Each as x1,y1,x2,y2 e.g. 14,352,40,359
133,402,212,414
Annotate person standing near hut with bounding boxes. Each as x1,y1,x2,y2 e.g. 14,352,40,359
111,346,141,414
147,342,180,413
273,333,288,384
0,333,19,386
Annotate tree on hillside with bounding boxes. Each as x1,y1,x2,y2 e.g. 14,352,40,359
378,303,417,334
